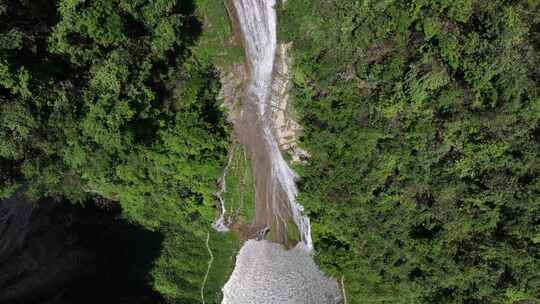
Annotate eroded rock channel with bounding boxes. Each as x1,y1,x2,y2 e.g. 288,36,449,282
215,0,342,303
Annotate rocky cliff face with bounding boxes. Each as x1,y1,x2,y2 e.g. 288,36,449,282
270,43,310,163
0,194,162,304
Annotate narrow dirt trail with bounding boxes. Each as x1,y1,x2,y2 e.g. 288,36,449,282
200,232,213,304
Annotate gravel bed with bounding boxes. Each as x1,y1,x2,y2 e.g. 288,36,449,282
222,240,342,304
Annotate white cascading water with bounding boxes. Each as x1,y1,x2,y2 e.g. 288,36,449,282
233,0,313,252
233,0,276,116
220,1,341,303
213,151,234,232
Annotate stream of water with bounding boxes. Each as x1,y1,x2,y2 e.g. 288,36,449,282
218,0,342,303
232,0,312,251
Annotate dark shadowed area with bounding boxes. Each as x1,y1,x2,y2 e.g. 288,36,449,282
0,193,164,304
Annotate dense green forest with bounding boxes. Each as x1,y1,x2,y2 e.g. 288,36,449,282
280,0,539,303
2,0,540,303
0,0,227,225
0,0,236,303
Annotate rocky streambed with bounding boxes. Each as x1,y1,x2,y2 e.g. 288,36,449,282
222,240,341,304
216,0,343,303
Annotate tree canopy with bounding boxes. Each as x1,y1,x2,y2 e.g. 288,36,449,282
2,0,539,303
0,0,229,227
280,0,540,303
1,0,233,302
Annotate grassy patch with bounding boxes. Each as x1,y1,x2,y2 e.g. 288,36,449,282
150,226,241,304
285,219,301,243
224,145,255,225
265,220,301,246
204,230,241,304
151,225,208,304
193,0,243,67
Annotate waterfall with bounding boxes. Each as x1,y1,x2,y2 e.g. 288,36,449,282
233,0,313,251
219,1,342,302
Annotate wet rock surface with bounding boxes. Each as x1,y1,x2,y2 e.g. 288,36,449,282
218,63,247,124
219,0,342,303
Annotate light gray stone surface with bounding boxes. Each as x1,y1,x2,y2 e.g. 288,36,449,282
222,240,342,304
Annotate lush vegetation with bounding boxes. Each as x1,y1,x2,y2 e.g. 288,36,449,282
224,144,255,225
193,0,244,67
3,0,540,303
0,0,237,303
1,0,228,224
279,0,540,303
151,225,239,304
